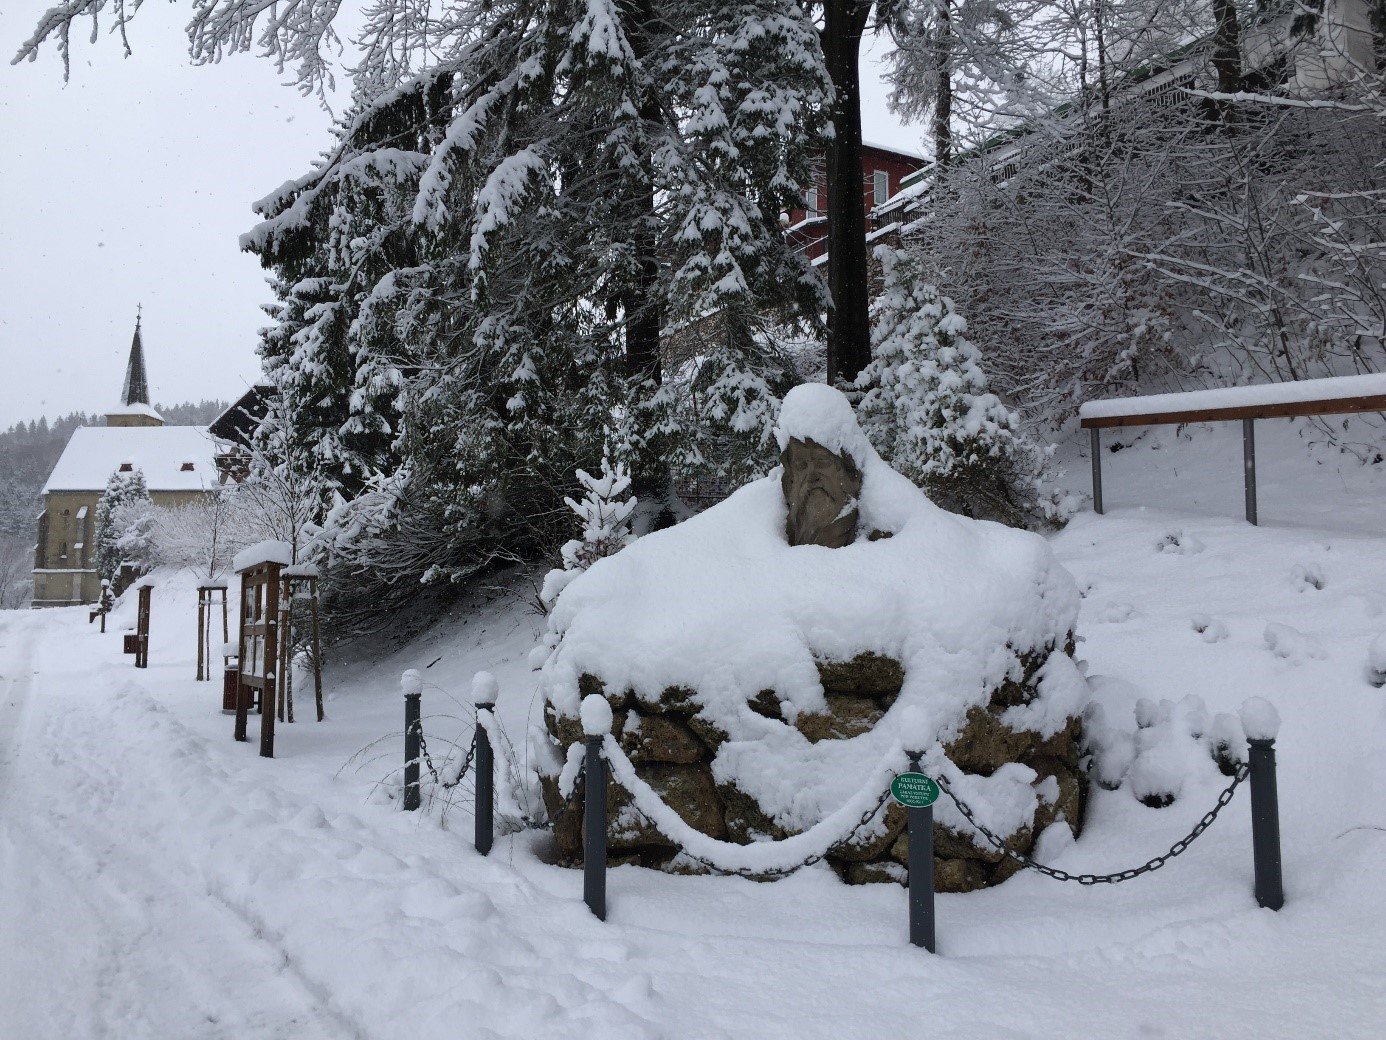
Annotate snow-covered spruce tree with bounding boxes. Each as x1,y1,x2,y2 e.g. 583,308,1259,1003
539,458,637,608
856,246,1059,526
236,0,831,609
93,468,155,589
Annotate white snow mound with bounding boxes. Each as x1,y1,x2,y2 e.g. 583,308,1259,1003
542,384,1084,832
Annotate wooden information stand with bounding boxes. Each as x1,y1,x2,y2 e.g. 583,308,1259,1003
134,584,152,669
235,559,281,758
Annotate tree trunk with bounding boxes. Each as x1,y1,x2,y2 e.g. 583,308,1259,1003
1212,0,1243,106
932,0,953,172
619,0,668,503
821,0,874,385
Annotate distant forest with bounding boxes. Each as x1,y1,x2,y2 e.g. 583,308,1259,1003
0,400,228,606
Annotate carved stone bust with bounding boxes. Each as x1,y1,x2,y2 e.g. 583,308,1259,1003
780,436,862,548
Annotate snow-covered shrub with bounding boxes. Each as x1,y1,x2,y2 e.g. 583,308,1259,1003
1128,696,1212,808
855,245,1063,527
1091,694,1250,805
93,468,155,589
1190,614,1229,643
1263,622,1328,663
539,460,638,609
1367,634,1386,688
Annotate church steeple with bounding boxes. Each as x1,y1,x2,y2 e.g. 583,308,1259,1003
121,306,150,406
107,307,164,428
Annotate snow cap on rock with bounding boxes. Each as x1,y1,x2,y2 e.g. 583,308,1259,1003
400,669,424,697
1239,698,1281,741
774,383,874,470
581,694,613,736
471,670,499,706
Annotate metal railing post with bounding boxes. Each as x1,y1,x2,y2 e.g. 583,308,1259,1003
583,735,607,921
401,670,422,811
1240,698,1283,910
907,755,937,952
580,694,612,921
1090,427,1104,515
1247,737,1283,910
1243,418,1258,526
472,671,498,856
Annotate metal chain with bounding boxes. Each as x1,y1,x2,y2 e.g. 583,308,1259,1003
610,767,898,881
417,726,477,791
935,763,1250,885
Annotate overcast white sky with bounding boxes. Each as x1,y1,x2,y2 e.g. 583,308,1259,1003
0,6,919,428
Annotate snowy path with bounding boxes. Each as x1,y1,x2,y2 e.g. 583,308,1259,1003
0,611,349,1040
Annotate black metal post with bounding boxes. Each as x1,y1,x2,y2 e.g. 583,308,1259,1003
475,705,495,855
1248,737,1283,910
1090,427,1104,515
1243,418,1258,526
403,691,421,811
907,756,937,952
583,735,607,921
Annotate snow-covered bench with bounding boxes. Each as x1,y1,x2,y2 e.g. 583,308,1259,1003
1079,373,1386,524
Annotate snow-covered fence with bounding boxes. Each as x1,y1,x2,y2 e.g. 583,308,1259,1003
1079,373,1386,523
570,695,1287,948
397,669,505,857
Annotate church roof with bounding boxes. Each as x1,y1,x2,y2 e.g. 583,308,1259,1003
122,315,151,406
42,425,219,494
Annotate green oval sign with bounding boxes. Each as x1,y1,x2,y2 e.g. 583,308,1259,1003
890,772,940,808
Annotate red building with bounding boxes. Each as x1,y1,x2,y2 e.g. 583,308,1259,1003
784,141,927,261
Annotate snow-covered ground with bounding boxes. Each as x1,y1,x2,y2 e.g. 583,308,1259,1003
3,417,1385,1038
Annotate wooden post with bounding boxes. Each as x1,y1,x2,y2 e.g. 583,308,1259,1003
261,570,279,759
1090,427,1104,515
135,585,152,669
1243,417,1258,526
196,591,207,682
234,580,251,743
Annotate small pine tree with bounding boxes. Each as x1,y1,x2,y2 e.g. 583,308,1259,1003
94,468,155,588
540,460,638,609
856,246,1061,526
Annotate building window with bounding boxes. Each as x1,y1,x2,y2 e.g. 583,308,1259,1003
805,185,819,217
873,169,889,206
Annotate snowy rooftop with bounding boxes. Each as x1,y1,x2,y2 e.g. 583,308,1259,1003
42,425,219,494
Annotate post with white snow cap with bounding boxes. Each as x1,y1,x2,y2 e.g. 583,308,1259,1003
1241,698,1283,910
581,694,612,921
472,671,498,856
905,754,937,953
401,669,423,812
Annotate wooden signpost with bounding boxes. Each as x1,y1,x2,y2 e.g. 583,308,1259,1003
134,583,153,669
196,582,230,682
235,556,281,758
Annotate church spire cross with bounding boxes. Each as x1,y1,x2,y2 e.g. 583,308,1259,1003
121,307,150,407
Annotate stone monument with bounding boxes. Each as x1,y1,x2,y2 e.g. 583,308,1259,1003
537,384,1089,891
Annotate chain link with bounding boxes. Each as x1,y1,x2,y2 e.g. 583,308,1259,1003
935,763,1249,885
416,725,477,791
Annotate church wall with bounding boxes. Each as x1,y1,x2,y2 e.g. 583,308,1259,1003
31,488,213,607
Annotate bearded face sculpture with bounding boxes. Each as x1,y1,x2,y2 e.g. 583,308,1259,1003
780,437,862,548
